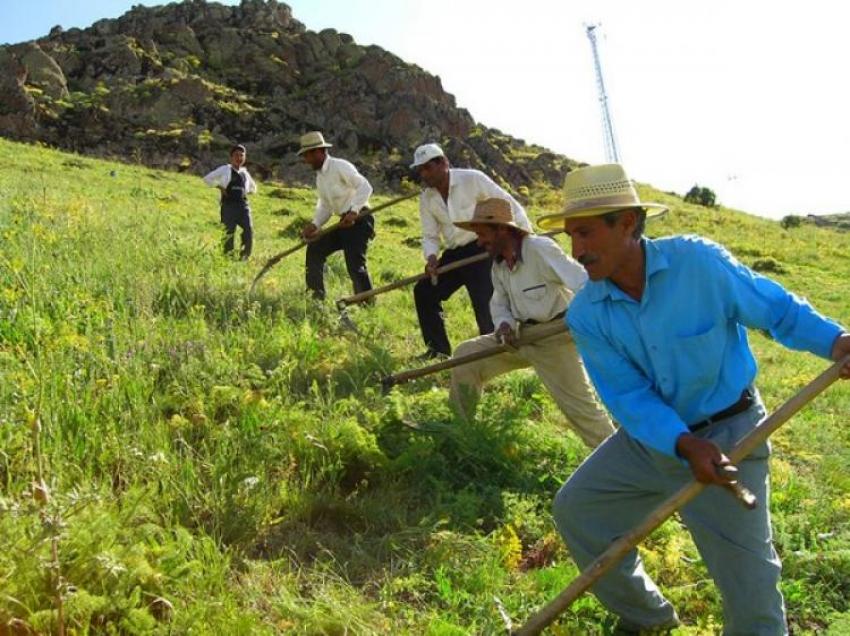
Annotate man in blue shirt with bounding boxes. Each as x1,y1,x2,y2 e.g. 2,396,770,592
537,164,850,635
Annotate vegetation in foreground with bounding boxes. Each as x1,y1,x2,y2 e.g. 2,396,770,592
1,138,848,634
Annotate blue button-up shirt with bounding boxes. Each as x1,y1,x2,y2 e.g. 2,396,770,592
566,235,844,458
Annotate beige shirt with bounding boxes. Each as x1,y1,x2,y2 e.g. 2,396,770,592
419,168,532,258
312,155,373,228
490,234,588,329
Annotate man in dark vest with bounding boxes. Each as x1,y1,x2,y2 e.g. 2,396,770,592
203,144,257,259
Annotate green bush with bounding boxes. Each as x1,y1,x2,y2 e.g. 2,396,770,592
781,214,804,229
684,184,717,207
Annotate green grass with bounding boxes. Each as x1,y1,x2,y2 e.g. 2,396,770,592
0,137,848,634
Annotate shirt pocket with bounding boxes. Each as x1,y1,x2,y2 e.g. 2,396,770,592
522,283,547,302
450,190,477,220
669,322,726,388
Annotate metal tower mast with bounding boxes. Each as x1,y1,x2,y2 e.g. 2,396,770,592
585,24,620,163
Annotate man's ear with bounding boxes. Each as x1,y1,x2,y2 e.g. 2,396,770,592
619,208,639,236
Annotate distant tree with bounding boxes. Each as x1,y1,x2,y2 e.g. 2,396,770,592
684,184,717,208
780,214,803,229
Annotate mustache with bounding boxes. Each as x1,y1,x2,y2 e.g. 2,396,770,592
577,254,597,266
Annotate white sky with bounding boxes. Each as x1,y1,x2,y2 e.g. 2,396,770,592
4,0,850,218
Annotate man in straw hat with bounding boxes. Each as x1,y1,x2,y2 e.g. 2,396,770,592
449,197,614,448
298,131,374,300
410,143,533,358
203,144,257,259
541,163,850,634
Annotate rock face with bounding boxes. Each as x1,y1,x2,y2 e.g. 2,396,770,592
0,0,577,191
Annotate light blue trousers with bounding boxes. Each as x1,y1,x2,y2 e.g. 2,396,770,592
553,398,788,635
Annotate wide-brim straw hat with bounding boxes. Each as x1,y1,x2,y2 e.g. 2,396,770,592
538,163,668,231
297,131,333,155
454,197,529,233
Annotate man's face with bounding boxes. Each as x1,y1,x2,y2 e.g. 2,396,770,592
302,148,326,170
416,157,449,188
230,149,246,167
473,225,511,258
564,212,635,281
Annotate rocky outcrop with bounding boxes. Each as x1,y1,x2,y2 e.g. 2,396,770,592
0,0,578,191
11,42,69,99
0,48,38,136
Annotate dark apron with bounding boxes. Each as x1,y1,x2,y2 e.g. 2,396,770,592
220,168,252,257
221,168,250,218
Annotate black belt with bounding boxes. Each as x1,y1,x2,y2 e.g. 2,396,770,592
523,310,566,326
689,388,755,432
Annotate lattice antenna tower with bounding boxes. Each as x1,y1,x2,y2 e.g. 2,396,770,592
585,24,621,163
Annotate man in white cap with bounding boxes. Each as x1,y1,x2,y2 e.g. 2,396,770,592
410,143,533,358
298,131,374,300
203,143,257,259
543,164,850,634
449,197,614,448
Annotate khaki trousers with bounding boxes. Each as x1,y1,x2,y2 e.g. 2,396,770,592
449,324,614,448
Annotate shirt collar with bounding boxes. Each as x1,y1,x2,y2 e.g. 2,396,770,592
320,154,331,174
423,168,454,198
585,238,669,303
448,168,458,190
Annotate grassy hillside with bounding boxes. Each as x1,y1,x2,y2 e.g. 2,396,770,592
0,137,848,635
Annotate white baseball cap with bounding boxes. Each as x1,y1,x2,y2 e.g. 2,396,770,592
410,143,445,169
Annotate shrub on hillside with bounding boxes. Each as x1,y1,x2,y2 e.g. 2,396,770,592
751,257,787,274
684,184,717,208
781,214,803,229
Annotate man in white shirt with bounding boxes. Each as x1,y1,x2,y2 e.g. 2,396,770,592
298,131,374,300
203,144,257,259
411,143,533,358
449,198,614,448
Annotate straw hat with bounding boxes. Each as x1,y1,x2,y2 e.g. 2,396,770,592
453,197,529,233
537,164,668,230
297,131,333,155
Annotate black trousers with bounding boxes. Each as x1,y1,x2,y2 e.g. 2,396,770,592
305,215,374,299
221,203,252,259
413,241,494,355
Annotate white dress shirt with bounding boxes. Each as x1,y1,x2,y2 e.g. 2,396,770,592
312,155,373,228
490,234,588,329
203,164,258,193
419,168,532,259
